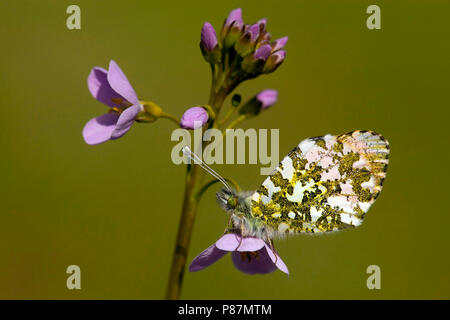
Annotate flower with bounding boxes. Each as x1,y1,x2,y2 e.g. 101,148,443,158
83,60,143,145
257,89,278,109
201,22,218,52
224,8,243,31
180,106,209,129
239,89,278,116
254,44,272,60
189,233,288,275
241,44,273,74
203,8,287,83
263,49,286,74
200,22,220,64
235,23,260,56
220,8,244,46
272,36,288,52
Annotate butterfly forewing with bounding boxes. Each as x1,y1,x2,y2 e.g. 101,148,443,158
250,130,389,235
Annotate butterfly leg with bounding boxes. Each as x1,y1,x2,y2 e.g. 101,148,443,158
223,215,233,234
235,224,245,250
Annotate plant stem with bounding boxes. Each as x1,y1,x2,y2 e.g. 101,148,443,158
165,164,201,300
226,114,247,130
165,66,228,299
160,112,180,125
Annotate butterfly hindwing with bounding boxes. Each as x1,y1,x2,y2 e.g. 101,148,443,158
250,130,389,236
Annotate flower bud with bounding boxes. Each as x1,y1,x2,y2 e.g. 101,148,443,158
261,32,271,42
256,18,268,40
221,9,243,38
221,8,244,48
180,106,209,129
263,50,286,74
241,44,272,74
235,24,260,57
257,89,278,110
200,22,220,64
272,36,288,52
135,101,162,123
239,89,278,116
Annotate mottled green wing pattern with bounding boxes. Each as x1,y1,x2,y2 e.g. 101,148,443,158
250,130,389,236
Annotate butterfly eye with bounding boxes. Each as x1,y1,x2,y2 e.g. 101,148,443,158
227,197,237,208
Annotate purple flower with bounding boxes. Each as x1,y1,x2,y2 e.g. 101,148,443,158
83,60,142,145
221,8,245,48
189,233,288,275
247,23,260,42
254,44,272,61
224,8,243,29
272,36,288,52
272,49,286,63
263,50,286,74
201,22,218,52
180,106,209,129
257,89,278,109
235,24,261,57
257,18,267,30
238,89,278,116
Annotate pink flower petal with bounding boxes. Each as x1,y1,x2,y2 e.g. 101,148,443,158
107,60,139,105
82,112,119,145
110,104,140,140
87,67,126,108
215,233,241,251
273,36,288,52
216,234,265,252
189,244,228,272
235,237,265,252
264,244,289,275
257,89,278,109
225,8,243,28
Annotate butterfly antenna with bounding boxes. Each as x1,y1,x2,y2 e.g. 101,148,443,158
182,146,233,192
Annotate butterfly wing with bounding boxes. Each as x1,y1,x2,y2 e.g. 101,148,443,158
250,130,389,235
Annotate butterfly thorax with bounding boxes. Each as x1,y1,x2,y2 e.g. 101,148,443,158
216,188,274,241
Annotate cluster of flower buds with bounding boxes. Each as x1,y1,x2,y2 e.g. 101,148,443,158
200,8,287,84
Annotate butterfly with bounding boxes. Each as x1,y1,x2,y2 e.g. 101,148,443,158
184,130,389,243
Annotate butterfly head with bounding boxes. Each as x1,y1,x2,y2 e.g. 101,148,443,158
180,147,252,217
216,188,239,214
216,188,253,218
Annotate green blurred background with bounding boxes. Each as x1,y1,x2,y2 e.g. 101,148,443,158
1,0,449,299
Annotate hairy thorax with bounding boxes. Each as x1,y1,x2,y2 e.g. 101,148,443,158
216,188,278,242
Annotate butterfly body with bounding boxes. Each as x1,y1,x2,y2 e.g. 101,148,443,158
217,188,275,240
216,130,389,242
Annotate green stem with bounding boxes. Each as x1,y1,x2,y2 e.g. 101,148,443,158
218,106,237,127
226,114,248,130
160,112,180,125
165,164,201,300
165,68,228,299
